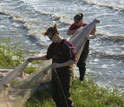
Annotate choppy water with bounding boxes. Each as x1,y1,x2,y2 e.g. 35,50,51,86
0,0,124,89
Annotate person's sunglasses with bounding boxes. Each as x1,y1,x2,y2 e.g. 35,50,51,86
74,18,81,23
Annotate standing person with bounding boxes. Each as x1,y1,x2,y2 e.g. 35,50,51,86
67,13,96,81
27,24,76,107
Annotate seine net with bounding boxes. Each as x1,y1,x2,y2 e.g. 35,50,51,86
0,19,98,107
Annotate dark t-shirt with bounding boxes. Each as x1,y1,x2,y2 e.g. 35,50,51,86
69,22,89,40
46,39,76,63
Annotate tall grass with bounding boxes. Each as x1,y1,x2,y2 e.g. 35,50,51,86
0,37,39,73
0,38,24,68
25,79,124,107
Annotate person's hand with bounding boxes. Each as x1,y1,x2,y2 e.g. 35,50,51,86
52,63,60,69
96,19,100,23
90,26,96,35
26,57,34,62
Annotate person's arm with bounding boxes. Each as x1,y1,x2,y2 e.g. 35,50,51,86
27,55,47,62
90,26,96,35
67,26,96,36
52,60,76,69
67,23,78,35
67,29,77,35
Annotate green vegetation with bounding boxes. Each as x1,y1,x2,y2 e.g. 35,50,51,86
25,86,55,107
25,79,124,107
0,38,40,73
0,38,124,107
0,38,25,68
72,79,124,107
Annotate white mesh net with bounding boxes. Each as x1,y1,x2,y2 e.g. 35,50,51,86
0,19,98,107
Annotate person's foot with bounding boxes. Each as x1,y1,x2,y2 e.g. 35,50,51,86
79,77,83,81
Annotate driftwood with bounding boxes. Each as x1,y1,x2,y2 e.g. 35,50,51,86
0,69,13,79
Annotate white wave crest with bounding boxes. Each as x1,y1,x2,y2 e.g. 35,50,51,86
84,0,124,11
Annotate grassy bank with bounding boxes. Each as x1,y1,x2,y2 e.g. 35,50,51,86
0,38,124,107
0,38,39,73
0,38,24,68
25,79,124,107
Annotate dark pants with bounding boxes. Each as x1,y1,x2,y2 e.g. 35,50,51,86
51,70,74,107
77,40,89,81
